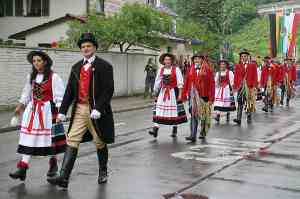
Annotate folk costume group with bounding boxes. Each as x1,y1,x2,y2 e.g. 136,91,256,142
148,49,297,143
9,32,297,189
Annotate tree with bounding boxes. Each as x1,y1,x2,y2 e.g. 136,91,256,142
65,3,173,52
176,19,221,59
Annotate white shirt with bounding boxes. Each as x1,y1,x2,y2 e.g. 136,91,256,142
195,63,201,75
83,55,96,71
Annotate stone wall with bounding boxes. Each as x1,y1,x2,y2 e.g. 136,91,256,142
0,47,158,107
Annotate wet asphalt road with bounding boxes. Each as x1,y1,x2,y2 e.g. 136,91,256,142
1,98,300,199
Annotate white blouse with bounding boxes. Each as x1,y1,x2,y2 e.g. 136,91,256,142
215,70,234,88
19,73,65,107
154,66,184,93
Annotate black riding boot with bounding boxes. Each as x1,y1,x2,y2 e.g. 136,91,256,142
97,145,108,184
47,146,78,189
47,157,58,177
9,161,28,181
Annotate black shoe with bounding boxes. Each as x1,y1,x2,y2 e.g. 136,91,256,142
198,131,206,139
47,157,58,177
185,136,196,143
98,170,108,184
233,119,241,125
97,146,108,184
262,107,268,112
215,114,220,123
47,146,78,189
9,161,28,181
149,127,158,138
171,126,177,138
247,114,252,123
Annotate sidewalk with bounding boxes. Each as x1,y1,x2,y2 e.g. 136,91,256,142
0,95,153,132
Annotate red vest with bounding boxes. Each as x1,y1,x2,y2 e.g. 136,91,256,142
260,64,279,87
233,63,258,90
78,66,91,104
183,63,215,102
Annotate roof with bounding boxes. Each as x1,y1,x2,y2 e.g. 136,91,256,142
9,14,86,40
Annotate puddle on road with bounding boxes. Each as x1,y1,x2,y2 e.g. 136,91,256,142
171,138,269,163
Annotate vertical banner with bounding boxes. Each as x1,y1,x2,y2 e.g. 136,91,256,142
278,15,285,55
288,13,300,57
269,14,277,57
283,13,294,55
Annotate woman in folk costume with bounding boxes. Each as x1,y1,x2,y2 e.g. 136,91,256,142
214,60,236,123
9,51,66,181
260,56,279,112
233,49,258,125
148,53,187,138
282,57,297,106
183,53,215,142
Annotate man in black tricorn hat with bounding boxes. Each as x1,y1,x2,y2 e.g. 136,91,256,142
47,32,115,188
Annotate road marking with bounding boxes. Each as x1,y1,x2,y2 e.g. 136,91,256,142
171,138,269,163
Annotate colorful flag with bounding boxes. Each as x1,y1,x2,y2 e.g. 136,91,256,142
288,13,300,57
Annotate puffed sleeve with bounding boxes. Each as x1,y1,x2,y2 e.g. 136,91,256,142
176,67,184,88
52,73,65,108
154,67,162,93
19,74,32,106
229,71,234,87
215,72,219,87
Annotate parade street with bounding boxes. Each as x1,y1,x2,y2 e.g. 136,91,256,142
0,96,300,199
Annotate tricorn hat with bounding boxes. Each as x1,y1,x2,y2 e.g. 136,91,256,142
77,32,98,49
159,53,176,65
27,50,53,67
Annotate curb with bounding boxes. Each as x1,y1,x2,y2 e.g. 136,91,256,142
0,103,153,134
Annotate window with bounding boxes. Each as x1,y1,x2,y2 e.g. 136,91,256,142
38,43,51,48
26,0,49,17
5,0,13,16
96,0,104,13
147,0,155,6
15,0,23,16
147,0,160,7
0,0,13,17
0,0,4,17
42,0,49,16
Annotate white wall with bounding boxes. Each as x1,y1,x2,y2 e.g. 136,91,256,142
25,22,69,46
0,0,86,40
0,47,157,106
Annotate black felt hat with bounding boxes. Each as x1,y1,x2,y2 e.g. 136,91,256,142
159,53,176,65
239,49,250,56
27,50,53,67
77,32,98,49
191,53,205,61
